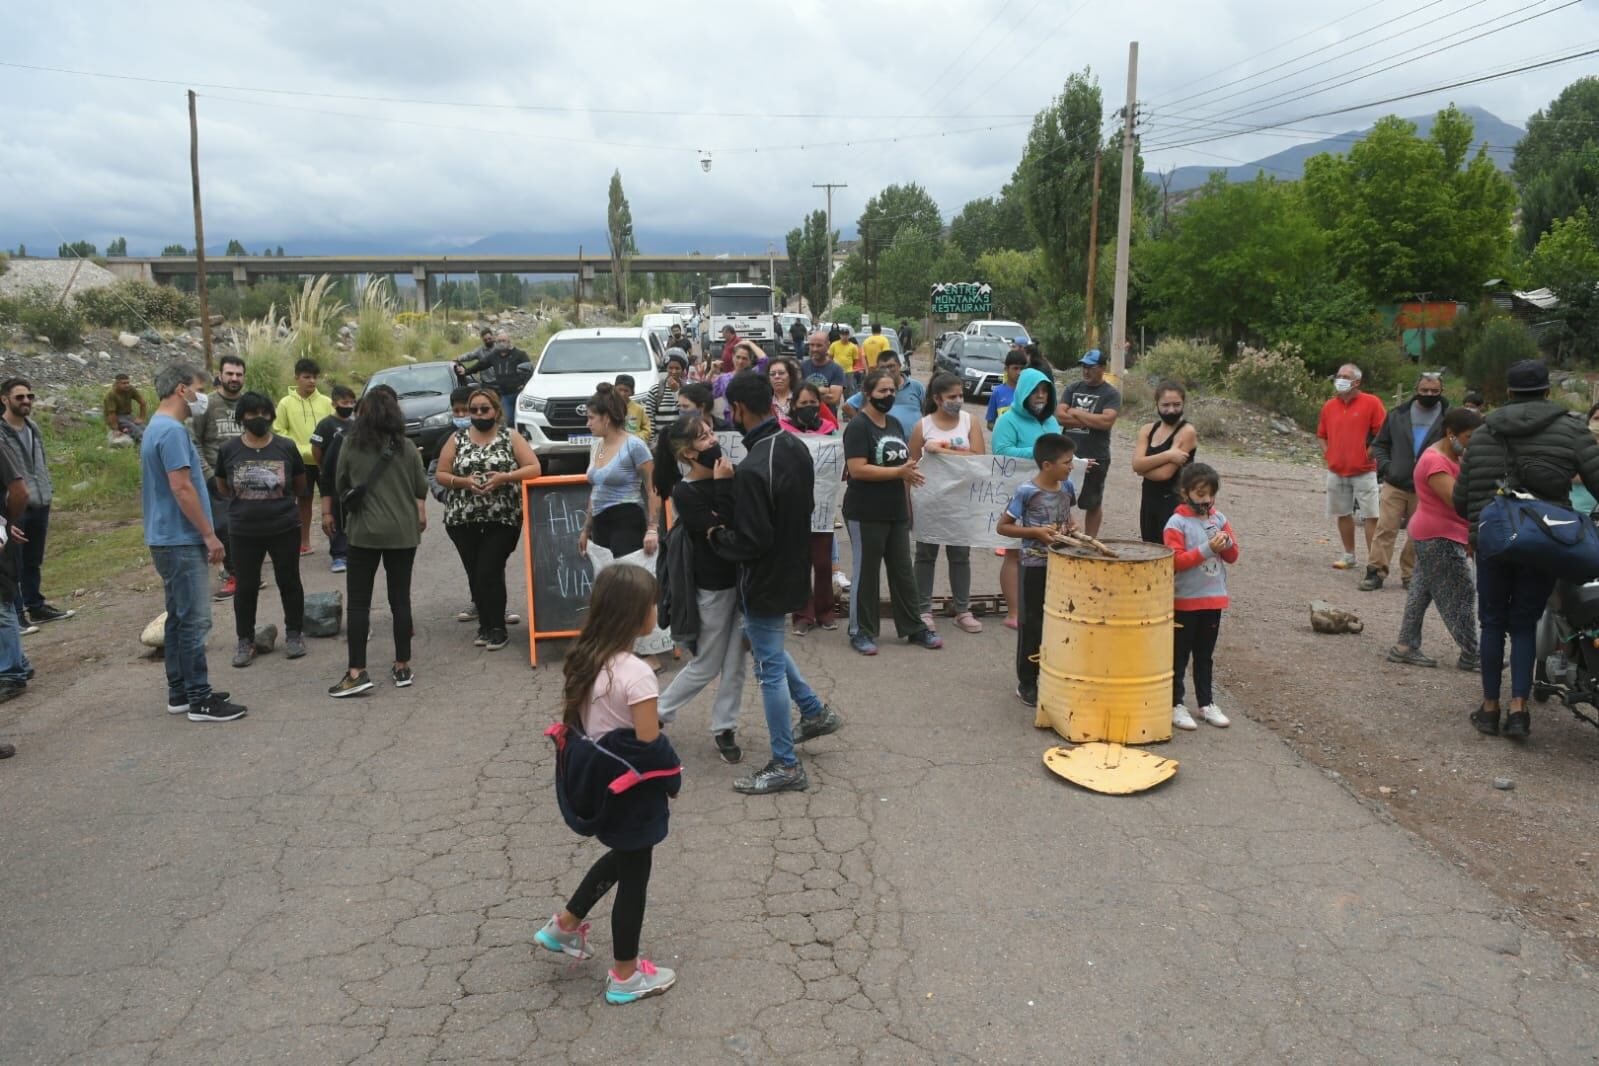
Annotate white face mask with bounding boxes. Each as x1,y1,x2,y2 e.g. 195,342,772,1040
1334,378,1355,394
189,391,210,417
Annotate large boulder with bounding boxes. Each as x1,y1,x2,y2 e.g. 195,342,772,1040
303,591,343,637
117,331,140,349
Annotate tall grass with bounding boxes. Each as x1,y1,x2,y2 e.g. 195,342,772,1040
287,274,345,363
241,306,291,397
355,276,398,362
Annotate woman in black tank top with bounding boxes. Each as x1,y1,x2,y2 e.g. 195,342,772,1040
1132,382,1199,543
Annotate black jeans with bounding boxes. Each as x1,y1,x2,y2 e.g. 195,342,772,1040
1015,565,1047,692
12,505,48,614
591,502,646,557
566,846,654,962
230,526,304,640
346,545,416,671
446,521,521,630
1476,553,1557,701
1174,608,1222,706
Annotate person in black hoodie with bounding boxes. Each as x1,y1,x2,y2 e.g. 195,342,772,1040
708,372,842,795
1363,371,1447,591
538,565,681,1005
1453,359,1599,739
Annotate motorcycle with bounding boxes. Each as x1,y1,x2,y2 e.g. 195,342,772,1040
1532,575,1599,730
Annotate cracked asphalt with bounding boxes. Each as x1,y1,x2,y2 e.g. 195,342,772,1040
2,496,1597,1065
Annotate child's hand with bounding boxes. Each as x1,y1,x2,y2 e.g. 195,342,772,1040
1209,532,1230,553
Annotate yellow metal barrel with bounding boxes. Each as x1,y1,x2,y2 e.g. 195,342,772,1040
1035,540,1174,744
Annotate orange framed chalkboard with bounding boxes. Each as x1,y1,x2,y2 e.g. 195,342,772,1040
520,475,594,667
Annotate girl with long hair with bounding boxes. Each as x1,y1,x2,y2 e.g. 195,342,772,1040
908,372,986,634
1131,381,1199,543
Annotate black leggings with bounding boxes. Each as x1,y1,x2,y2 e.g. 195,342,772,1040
446,521,521,630
346,545,416,670
566,846,654,962
1016,565,1047,691
1140,481,1180,544
590,502,646,557
231,526,304,640
1174,608,1222,706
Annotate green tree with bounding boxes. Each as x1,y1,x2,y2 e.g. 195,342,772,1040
1528,207,1599,362
105,236,127,256
224,239,248,255
1464,318,1540,403
162,243,187,256
57,240,97,258
873,227,943,318
973,248,1046,323
1513,76,1599,186
1302,106,1516,301
856,183,942,252
14,244,24,257
786,210,834,317
949,187,1032,261
606,169,637,311
276,245,286,257
1518,142,1599,251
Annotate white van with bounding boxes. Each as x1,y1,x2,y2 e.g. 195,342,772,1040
515,327,665,461
964,319,1030,344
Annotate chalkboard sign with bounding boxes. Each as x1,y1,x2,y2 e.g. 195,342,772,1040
521,475,595,664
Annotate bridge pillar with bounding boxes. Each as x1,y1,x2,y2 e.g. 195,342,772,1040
231,264,249,285
578,262,595,302
412,265,429,311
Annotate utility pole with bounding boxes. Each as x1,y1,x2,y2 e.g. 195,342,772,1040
1416,290,1431,365
575,245,583,326
813,182,847,312
1084,148,1103,349
188,90,213,370
1110,41,1138,379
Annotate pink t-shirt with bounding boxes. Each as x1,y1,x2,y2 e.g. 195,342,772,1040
1407,447,1468,545
582,652,659,736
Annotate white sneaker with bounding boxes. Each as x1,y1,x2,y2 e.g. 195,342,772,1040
1172,704,1198,731
833,572,851,592
1332,552,1357,570
1199,704,1231,727
605,958,676,1004
534,913,593,960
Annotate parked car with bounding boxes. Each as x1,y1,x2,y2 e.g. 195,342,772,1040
363,361,472,462
662,302,697,321
963,319,1030,344
515,327,665,464
936,334,1012,400
641,312,684,351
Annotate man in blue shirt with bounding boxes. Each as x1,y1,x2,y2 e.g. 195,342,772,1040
142,363,246,723
986,349,1028,430
799,332,846,412
842,350,925,432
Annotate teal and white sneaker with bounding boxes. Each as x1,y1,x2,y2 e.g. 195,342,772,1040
534,914,592,960
605,958,676,1005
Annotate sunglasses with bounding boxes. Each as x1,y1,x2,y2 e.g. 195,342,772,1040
11,393,35,401
467,406,496,415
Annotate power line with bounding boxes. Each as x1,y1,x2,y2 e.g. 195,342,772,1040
921,0,1019,103
956,0,1098,113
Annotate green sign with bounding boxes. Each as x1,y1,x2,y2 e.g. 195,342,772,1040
931,281,992,315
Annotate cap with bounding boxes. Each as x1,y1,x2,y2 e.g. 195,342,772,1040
1011,337,1027,346
1079,349,1104,367
1507,359,1550,393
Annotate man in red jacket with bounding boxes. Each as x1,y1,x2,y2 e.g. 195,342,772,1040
1316,363,1387,571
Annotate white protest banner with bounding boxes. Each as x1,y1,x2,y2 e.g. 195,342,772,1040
583,542,675,655
909,452,1088,549
716,430,842,534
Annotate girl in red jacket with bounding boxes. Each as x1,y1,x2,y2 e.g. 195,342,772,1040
1163,463,1241,732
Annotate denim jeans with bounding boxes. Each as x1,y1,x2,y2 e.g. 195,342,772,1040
1476,553,1557,702
742,606,824,766
0,597,31,684
151,544,213,705
12,505,48,615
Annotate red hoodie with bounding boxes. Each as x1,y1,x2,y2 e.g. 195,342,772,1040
1163,502,1240,610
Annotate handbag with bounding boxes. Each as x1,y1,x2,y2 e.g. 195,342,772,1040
1476,434,1599,578
339,438,398,517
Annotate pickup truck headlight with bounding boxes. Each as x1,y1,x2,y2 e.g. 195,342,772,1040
420,411,450,429
962,366,982,379
519,394,547,414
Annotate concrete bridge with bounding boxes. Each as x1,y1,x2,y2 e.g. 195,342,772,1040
106,253,790,310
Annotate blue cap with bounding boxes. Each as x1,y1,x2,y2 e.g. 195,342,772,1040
1079,349,1104,367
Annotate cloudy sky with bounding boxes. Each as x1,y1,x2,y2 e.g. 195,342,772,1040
4,0,1596,255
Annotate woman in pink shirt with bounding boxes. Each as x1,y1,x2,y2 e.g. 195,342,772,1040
1388,407,1485,669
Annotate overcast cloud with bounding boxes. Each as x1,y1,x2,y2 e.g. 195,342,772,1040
3,0,1595,255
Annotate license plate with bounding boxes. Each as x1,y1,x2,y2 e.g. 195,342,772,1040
567,435,593,445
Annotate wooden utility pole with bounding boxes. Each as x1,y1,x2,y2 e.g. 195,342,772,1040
813,182,847,312
1084,148,1103,349
188,90,213,370
1110,42,1138,378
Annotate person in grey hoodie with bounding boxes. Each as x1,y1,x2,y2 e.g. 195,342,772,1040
0,378,74,625
197,354,246,595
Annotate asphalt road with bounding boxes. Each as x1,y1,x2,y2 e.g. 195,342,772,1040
1,481,1596,1064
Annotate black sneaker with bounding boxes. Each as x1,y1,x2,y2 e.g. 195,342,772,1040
329,672,374,698
168,689,228,714
473,628,488,648
1469,705,1501,736
714,729,742,764
390,664,414,688
1457,652,1481,672
795,704,843,743
0,739,14,759
28,603,75,623
484,628,509,651
1357,569,1384,592
0,680,24,704
732,758,808,794
1502,711,1531,739
1016,684,1038,707
187,693,247,722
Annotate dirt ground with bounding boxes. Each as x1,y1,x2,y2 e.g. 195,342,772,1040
13,407,1599,972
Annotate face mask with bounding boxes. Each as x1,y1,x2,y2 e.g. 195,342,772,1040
494,340,510,351
336,406,355,420
1159,409,1182,425
1027,397,1048,416
792,406,821,430
868,394,895,414
1589,418,1599,438
189,392,210,417
1334,378,1355,394
1451,437,1464,455
694,443,723,469
940,400,963,417
452,416,471,430
470,417,497,433
242,417,271,437
1186,498,1213,516
1416,394,1441,408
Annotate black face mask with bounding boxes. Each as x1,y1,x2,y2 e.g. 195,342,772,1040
1416,394,1442,409
694,443,723,469
1159,409,1183,425
470,417,497,433
242,417,272,437
792,406,821,430
868,394,896,414
335,406,355,420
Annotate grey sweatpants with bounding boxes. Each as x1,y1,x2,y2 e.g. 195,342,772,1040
1397,537,1478,655
915,542,972,617
658,586,746,734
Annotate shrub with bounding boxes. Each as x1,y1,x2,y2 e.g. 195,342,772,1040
1427,303,1508,373
1118,370,1153,415
1224,345,1323,428
1136,338,1222,389
1354,340,1413,401
0,285,85,349
240,309,291,397
74,278,197,330
287,275,346,348
1464,318,1540,404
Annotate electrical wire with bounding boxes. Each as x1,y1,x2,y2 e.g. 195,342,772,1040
955,0,1098,114
921,0,1019,102
925,0,1048,114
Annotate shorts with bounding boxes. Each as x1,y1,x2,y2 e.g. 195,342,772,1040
1325,471,1379,519
301,465,319,500
1076,458,1109,513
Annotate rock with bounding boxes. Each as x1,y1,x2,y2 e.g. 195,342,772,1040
1270,419,1295,435
338,325,353,338
34,335,51,345
252,623,278,654
399,354,417,363
303,591,343,637
117,332,140,349
107,432,135,448
141,612,167,648
66,352,87,367
139,329,163,344
1494,777,1515,791
69,481,89,493
1310,599,1363,634
97,350,110,360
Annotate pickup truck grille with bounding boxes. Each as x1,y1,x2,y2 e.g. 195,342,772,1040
546,398,589,429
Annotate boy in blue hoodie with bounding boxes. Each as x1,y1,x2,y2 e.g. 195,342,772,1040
992,366,1063,630
996,433,1077,707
